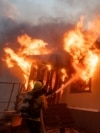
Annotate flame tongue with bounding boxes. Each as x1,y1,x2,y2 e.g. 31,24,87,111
4,34,50,89
4,47,32,88
3,16,100,89
17,34,49,55
64,16,99,81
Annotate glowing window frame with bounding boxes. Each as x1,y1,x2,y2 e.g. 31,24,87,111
70,78,91,93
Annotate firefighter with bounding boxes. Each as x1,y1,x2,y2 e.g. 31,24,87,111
20,81,48,133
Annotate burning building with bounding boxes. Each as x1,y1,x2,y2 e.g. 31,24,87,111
3,16,100,93
0,15,100,133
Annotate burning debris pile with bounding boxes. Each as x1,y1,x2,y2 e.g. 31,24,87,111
2,15,100,100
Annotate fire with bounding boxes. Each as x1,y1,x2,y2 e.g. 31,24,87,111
46,64,52,71
17,34,50,55
4,34,51,89
64,16,100,81
60,68,68,82
4,47,32,88
3,16,100,92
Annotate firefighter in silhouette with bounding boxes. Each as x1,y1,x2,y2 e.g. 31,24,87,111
20,81,48,133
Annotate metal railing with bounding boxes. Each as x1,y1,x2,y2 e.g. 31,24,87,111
0,82,23,112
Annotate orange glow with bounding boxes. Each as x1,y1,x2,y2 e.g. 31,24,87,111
46,64,52,71
60,68,68,82
3,16,100,91
4,47,32,88
17,34,50,55
4,34,51,89
28,80,34,90
64,16,99,81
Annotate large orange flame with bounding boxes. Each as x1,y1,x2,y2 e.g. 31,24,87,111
64,16,100,81
17,34,50,55
4,34,51,89
3,16,100,91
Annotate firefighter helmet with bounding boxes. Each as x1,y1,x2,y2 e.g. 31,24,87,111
33,81,44,92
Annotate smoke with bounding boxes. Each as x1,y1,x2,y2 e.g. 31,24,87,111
56,0,100,19
0,0,100,25
0,0,99,82
0,0,100,58
0,0,19,20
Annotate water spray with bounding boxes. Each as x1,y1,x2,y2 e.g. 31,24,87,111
55,73,79,94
